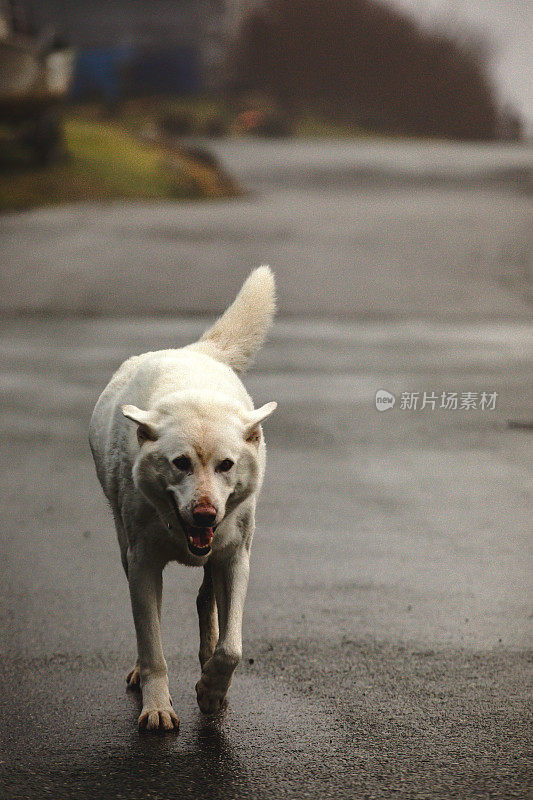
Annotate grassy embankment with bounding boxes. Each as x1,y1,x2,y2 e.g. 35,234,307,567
0,114,238,212
119,95,370,138
0,96,372,212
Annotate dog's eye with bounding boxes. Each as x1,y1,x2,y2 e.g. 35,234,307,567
173,455,192,472
217,458,234,473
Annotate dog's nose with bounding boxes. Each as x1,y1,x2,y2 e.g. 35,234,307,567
192,503,217,527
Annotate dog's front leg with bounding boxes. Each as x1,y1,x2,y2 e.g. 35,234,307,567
195,547,249,714
127,547,179,731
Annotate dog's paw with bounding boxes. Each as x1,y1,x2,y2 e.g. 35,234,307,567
195,678,228,715
126,662,140,689
138,704,179,732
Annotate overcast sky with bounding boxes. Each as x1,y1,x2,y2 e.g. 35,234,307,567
385,0,533,129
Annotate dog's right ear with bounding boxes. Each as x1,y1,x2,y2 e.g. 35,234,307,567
122,405,158,446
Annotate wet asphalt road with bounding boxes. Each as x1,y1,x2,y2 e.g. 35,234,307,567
0,141,532,798
1,140,532,320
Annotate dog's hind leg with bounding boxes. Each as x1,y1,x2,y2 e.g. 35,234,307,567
112,511,142,689
197,563,219,669
126,658,141,689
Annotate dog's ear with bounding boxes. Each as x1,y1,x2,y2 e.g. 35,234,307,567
122,405,158,446
244,401,277,444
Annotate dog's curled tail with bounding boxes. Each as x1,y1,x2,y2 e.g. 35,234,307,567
197,265,276,373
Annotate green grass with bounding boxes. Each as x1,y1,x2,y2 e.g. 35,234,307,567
294,113,369,139
66,118,185,197
0,96,381,212
119,95,373,138
0,114,236,212
118,95,230,137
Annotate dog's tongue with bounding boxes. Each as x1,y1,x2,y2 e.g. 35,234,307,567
191,528,213,548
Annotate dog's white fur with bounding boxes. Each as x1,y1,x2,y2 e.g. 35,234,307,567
89,266,276,731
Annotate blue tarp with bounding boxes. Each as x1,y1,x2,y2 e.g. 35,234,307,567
70,45,133,101
70,45,200,101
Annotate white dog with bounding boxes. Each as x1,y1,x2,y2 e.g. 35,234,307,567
89,267,277,731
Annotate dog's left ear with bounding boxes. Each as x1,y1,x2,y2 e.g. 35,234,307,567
244,401,277,444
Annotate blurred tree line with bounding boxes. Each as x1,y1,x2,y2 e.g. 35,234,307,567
231,0,502,140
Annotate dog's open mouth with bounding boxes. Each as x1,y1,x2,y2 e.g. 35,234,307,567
185,526,214,556
168,492,214,556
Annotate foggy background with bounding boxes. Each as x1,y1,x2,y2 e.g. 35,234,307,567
29,0,533,133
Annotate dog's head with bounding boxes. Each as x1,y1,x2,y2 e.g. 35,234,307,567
122,393,276,557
